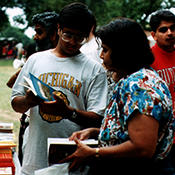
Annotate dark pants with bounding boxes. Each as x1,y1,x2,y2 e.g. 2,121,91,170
18,113,29,165
88,156,175,175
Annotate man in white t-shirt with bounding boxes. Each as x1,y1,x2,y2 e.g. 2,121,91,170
11,2,108,175
80,25,102,64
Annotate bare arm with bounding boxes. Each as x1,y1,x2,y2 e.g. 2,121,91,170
6,69,21,88
62,111,159,170
11,90,41,113
97,111,158,158
67,108,103,128
39,92,103,127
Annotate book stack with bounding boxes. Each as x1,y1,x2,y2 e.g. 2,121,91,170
0,123,16,175
47,138,98,166
0,123,13,133
0,167,12,175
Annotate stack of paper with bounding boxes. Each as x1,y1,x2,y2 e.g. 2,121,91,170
0,123,16,148
0,123,16,175
0,167,12,175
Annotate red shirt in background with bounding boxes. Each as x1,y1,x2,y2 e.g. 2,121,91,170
151,43,175,142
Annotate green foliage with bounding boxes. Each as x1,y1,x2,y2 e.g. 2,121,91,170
13,15,26,25
18,0,175,30
0,0,21,30
1,0,175,32
0,25,33,46
0,10,9,31
104,0,175,30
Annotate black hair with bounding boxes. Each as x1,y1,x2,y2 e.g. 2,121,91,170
32,11,59,35
25,43,36,59
58,2,96,37
96,17,154,74
150,10,175,32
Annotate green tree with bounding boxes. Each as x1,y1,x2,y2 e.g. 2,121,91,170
16,0,106,27
0,0,19,30
10,0,107,27
104,0,175,30
1,0,175,31
0,24,33,46
15,0,175,29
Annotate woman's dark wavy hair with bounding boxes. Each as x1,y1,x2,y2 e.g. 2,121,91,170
96,17,154,74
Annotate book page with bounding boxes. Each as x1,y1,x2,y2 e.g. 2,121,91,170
29,73,56,101
0,133,16,148
19,73,56,101
19,76,37,96
0,133,14,141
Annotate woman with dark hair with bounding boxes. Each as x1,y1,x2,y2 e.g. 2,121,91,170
61,17,174,175
98,17,154,75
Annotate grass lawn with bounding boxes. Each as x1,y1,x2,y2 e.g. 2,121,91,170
0,58,21,146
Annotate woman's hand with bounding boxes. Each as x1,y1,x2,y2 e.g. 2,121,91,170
69,128,99,141
59,138,96,171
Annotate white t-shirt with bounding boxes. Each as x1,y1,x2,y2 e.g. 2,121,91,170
11,49,108,175
80,37,102,64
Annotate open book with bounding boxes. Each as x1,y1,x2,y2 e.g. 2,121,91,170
19,73,56,101
48,138,98,165
19,73,70,122
0,122,16,148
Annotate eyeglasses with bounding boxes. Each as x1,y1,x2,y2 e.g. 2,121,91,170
61,30,87,45
158,24,175,33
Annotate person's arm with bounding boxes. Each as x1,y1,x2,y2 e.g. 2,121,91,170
11,90,41,114
66,107,102,128
61,111,159,170
39,92,103,127
6,69,21,88
95,111,158,158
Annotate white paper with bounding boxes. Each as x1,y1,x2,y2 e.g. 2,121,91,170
34,163,69,175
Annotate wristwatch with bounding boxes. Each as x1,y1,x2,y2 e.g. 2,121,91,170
95,148,100,158
71,109,78,119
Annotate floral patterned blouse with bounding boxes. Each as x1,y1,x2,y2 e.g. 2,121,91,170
99,68,174,160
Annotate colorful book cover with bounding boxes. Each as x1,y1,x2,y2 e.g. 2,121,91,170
20,73,56,101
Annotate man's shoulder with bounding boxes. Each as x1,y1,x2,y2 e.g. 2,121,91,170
29,49,51,58
26,50,52,65
84,55,105,73
35,49,51,55
81,53,102,66
77,53,106,77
